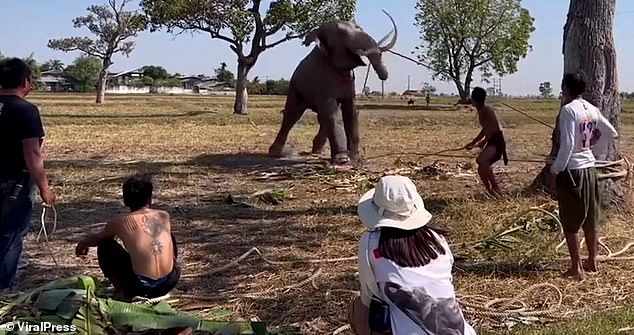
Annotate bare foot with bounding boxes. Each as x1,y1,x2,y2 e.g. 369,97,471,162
583,259,598,273
562,267,585,280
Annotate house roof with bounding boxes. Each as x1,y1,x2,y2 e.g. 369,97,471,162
41,70,66,76
109,66,146,77
39,76,71,84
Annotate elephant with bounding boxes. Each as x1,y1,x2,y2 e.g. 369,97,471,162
268,11,398,165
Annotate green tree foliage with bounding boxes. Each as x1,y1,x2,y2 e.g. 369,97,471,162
421,82,436,93
137,65,181,92
414,0,535,103
214,62,236,88
539,81,553,98
265,78,289,95
65,55,102,92
40,59,65,72
247,76,289,95
23,53,44,90
47,0,147,103
140,0,356,114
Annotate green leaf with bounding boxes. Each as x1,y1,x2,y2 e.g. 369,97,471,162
36,289,85,311
112,312,200,332
151,300,174,314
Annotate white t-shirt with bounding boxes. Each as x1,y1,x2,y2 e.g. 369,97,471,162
550,98,618,175
358,230,477,335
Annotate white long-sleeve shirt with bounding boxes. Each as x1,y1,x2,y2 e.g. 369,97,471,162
550,98,618,175
358,230,477,335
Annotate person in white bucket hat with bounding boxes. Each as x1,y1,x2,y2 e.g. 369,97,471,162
347,175,477,335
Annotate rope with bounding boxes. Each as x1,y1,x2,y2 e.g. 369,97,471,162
364,147,467,161
174,268,323,301
499,103,554,129
332,324,350,334
181,247,356,279
458,283,568,319
37,204,60,275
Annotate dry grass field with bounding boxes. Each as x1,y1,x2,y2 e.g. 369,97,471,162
15,92,634,334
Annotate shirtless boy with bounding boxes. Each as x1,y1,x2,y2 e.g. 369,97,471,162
463,87,508,194
75,174,180,301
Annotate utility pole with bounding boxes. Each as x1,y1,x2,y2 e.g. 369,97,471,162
407,75,411,91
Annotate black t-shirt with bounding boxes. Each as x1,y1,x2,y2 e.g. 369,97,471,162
0,95,45,176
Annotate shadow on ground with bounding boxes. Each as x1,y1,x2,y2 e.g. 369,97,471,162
47,152,331,176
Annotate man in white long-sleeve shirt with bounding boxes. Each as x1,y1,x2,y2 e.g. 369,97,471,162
548,72,618,280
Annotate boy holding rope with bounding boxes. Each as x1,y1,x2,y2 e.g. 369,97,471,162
548,72,618,280
464,87,508,194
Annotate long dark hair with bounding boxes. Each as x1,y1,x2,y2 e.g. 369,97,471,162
378,223,450,268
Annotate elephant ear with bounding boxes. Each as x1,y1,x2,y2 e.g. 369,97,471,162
302,28,320,47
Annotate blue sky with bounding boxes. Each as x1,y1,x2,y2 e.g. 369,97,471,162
1,0,632,96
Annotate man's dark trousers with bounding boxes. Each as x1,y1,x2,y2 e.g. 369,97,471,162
0,177,35,289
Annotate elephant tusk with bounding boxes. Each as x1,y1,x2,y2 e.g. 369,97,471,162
378,10,398,52
377,29,394,46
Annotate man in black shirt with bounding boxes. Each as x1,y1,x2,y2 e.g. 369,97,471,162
0,57,56,290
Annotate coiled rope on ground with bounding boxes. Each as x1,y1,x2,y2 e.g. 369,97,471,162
34,196,634,323
31,148,634,331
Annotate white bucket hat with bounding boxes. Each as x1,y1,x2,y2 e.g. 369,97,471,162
357,175,432,230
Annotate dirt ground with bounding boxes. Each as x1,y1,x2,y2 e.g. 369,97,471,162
15,93,634,334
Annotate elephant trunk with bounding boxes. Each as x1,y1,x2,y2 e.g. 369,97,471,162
366,53,388,81
355,10,397,81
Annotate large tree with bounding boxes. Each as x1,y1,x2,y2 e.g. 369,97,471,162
48,0,147,104
413,0,535,103
140,0,356,115
533,0,622,206
65,55,102,92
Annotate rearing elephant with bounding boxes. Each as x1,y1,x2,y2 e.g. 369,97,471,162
268,11,398,165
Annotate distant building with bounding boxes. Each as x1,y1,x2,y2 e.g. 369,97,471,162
38,70,73,92
105,67,234,95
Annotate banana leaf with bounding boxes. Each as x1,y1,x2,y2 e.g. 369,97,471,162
36,289,86,311
1,276,269,335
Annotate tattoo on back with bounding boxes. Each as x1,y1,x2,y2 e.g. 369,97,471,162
141,214,165,254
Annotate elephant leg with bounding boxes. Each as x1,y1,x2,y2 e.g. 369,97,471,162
317,99,349,165
269,91,306,157
311,124,328,154
340,98,360,162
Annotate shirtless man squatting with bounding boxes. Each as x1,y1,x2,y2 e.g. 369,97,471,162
75,174,181,301
548,72,618,280
463,87,509,194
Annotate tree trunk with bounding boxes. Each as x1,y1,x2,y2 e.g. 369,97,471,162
233,60,252,115
96,69,107,104
530,0,623,207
